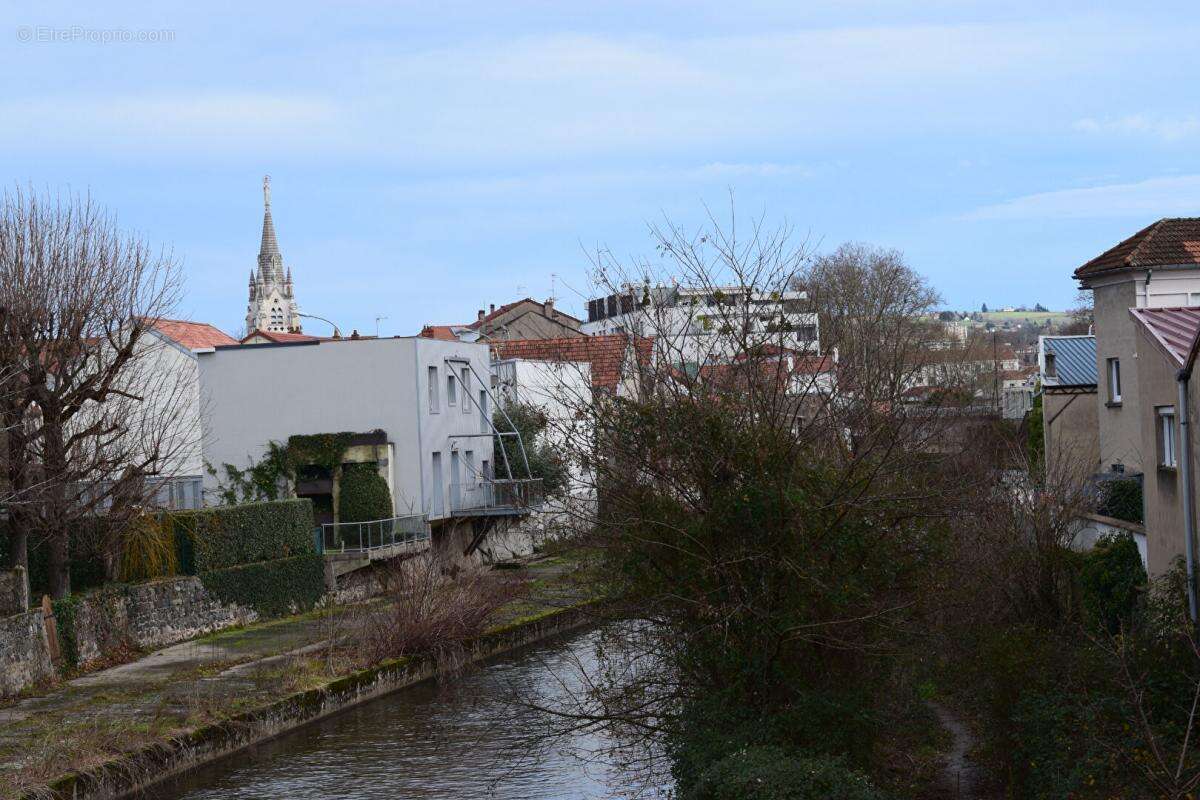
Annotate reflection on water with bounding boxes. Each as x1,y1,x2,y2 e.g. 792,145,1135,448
144,627,668,800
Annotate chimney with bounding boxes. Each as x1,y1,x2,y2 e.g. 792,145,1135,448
489,304,495,314
477,309,485,322
544,297,555,318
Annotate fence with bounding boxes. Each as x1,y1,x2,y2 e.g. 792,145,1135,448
321,514,430,554
449,478,544,514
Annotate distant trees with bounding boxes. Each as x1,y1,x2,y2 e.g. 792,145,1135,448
0,189,192,598
982,302,989,312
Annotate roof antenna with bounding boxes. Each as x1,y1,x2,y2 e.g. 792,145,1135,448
375,315,389,337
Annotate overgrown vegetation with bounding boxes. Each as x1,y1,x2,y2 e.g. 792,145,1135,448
351,556,520,670
337,463,393,523
493,402,568,495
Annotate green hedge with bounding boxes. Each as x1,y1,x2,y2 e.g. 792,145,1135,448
337,463,393,524
691,747,885,800
199,554,326,618
166,498,315,574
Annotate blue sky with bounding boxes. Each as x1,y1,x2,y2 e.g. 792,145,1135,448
3,1,1199,336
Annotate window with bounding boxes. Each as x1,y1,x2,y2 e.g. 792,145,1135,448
461,367,471,414
447,371,457,406
428,366,440,412
479,389,489,433
1107,358,1122,404
1158,406,1178,468
1044,352,1056,378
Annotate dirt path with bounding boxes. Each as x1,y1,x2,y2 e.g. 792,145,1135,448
929,701,982,799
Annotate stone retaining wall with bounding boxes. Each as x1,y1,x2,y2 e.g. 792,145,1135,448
0,576,260,695
0,610,54,696
71,578,259,666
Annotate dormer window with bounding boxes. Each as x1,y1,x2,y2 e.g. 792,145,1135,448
1044,352,1056,378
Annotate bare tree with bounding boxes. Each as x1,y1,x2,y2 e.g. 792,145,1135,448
520,209,1000,791
0,188,193,597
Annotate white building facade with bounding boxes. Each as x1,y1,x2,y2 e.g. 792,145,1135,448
581,285,819,364
197,336,512,524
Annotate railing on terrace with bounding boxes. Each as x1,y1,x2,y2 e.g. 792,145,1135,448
450,478,543,515
321,513,430,555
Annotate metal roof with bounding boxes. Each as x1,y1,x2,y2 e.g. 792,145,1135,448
1129,307,1200,368
1041,335,1097,387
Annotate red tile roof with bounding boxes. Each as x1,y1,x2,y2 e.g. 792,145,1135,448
1129,306,1200,367
419,325,461,341
1076,218,1200,279
491,335,651,391
152,318,238,350
240,329,325,344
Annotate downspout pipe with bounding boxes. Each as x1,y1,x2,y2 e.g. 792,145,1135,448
1177,326,1200,623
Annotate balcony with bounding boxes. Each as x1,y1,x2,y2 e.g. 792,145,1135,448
320,513,430,555
450,478,544,516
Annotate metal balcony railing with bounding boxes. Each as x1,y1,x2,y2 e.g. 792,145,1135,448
450,478,544,515
321,513,430,554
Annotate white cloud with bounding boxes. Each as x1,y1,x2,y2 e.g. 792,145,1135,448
963,174,1200,221
1074,114,1200,142
0,93,342,152
0,16,1176,164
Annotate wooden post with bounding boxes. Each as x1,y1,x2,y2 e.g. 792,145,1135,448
41,594,61,663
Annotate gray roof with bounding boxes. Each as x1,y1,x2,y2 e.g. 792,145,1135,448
1042,335,1097,387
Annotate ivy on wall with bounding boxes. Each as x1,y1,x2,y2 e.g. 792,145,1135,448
207,433,358,506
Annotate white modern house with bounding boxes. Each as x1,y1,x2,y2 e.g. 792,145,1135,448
197,336,540,537
581,285,819,365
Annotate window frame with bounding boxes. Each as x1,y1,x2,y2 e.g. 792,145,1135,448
428,365,440,413
1157,405,1178,469
1107,358,1122,404
446,371,457,407
460,367,472,414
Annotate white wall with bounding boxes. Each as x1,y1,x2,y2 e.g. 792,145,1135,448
493,357,597,531
198,336,493,521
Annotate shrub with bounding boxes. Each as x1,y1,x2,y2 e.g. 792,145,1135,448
1096,477,1143,524
352,556,518,667
165,498,315,574
199,554,326,618
337,463,393,523
690,747,885,800
119,514,178,582
1079,533,1146,634
51,594,83,669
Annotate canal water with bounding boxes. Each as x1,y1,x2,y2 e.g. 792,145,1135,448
143,627,669,799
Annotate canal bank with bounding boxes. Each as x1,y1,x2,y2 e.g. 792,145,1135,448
0,555,605,800
144,624,655,799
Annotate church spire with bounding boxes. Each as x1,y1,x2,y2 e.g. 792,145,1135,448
247,175,302,334
258,175,281,266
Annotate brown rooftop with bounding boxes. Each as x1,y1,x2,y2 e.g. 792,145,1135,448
1075,218,1200,280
